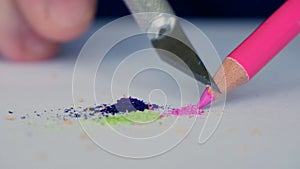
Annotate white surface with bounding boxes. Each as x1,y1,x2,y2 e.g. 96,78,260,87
0,18,300,169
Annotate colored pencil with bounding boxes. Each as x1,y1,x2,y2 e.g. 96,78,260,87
198,0,300,108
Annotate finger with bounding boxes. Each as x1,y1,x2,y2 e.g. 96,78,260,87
16,0,97,42
0,0,59,61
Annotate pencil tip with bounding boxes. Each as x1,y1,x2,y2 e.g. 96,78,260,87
198,87,215,109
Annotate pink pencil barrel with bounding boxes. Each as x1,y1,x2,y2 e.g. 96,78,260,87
228,0,300,80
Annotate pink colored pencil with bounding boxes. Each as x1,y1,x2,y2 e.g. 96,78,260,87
199,0,300,108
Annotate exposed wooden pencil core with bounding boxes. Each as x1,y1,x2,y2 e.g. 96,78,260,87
210,57,249,98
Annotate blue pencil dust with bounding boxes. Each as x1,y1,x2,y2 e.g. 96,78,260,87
62,97,160,118
100,97,159,115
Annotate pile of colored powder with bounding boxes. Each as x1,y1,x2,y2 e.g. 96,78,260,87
98,97,159,116
7,96,204,126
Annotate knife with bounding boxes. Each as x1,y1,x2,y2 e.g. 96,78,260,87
123,0,220,92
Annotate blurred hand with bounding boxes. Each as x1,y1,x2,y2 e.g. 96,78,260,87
0,0,96,61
